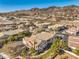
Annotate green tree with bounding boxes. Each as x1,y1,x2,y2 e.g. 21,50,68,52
50,39,68,54
30,48,36,54
50,39,60,54
4,40,9,44
21,48,27,57
18,31,31,38
7,35,15,41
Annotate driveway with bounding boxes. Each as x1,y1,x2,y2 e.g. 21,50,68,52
0,53,10,59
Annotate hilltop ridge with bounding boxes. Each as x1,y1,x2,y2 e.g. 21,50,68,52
0,5,79,17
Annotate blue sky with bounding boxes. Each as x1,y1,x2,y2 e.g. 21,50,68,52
0,0,79,12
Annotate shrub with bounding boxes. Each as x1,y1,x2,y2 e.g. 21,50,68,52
73,47,79,55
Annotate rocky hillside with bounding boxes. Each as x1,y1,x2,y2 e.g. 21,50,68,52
0,5,79,21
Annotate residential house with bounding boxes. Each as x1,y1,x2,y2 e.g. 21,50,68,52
23,32,53,50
